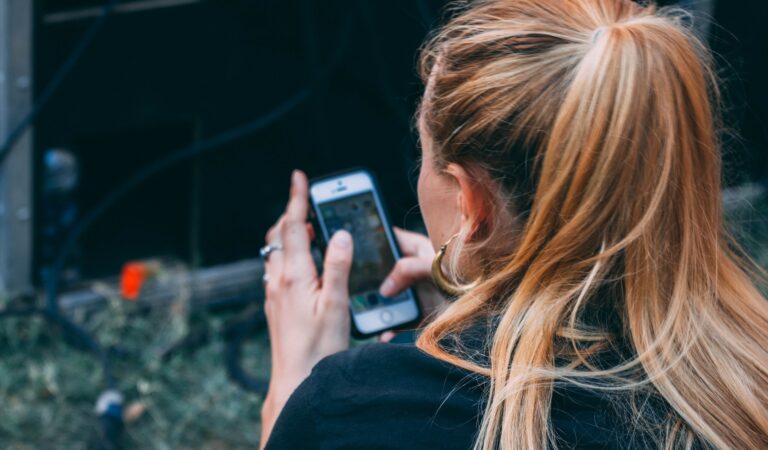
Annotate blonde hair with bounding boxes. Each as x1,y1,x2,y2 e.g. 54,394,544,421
416,1,768,449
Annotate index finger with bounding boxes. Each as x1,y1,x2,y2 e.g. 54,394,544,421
285,170,309,225
281,170,314,270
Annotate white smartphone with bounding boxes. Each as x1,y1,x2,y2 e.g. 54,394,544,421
309,169,421,337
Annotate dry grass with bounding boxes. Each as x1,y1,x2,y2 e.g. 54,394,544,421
0,296,270,449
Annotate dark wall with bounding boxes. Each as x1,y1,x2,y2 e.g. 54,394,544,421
32,0,768,284
34,0,443,281
709,0,768,185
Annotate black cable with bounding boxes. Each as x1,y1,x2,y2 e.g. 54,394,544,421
41,308,116,387
223,309,269,394
0,308,118,399
43,5,353,319
0,0,121,167
45,86,311,310
0,306,41,318
44,4,357,293
44,0,354,300
36,279,122,447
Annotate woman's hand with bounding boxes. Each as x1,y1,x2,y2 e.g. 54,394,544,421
379,227,448,339
260,170,353,446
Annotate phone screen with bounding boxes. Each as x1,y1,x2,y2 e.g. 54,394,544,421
318,191,408,313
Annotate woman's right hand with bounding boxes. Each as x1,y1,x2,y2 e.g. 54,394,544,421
379,227,447,326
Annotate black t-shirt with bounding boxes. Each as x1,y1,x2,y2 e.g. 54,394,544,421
264,342,663,449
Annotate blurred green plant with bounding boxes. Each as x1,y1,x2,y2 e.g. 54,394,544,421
0,286,270,449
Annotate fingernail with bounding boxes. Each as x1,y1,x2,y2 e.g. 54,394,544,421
379,278,394,297
292,170,301,185
332,230,352,248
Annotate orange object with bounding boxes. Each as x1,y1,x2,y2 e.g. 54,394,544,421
120,262,148,300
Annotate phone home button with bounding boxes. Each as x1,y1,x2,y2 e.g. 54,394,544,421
379,309,393,324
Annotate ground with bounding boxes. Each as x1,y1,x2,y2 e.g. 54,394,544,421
0,300,270,449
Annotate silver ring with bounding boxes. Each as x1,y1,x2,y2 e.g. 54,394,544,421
259,243,283,261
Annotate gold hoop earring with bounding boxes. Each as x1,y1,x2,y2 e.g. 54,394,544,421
431,234,465,298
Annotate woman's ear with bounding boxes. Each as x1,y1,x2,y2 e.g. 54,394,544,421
445,163,491,239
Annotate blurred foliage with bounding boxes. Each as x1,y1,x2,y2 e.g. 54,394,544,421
0,287,269,449
0,185,766,449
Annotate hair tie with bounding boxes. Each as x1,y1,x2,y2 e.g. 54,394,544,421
591,26,606,43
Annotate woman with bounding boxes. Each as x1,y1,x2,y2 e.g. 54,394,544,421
259,0,768,448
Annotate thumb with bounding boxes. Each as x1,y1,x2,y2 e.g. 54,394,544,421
321,230,354,308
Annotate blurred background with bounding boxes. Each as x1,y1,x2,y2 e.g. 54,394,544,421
0,0,765,448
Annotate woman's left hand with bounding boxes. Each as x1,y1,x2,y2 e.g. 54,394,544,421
259,170,354,446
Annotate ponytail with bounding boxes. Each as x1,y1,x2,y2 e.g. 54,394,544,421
417,1,768,448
